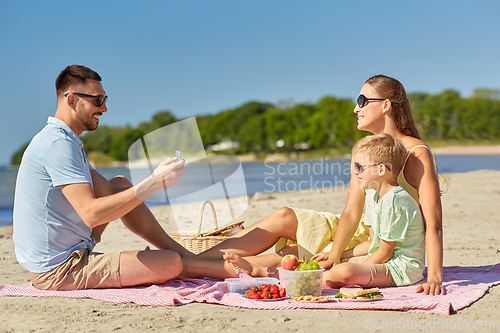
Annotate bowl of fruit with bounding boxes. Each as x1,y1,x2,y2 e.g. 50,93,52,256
277,255,324,297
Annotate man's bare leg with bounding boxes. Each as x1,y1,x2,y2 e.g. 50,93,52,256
91,171,193,257
195,207,299,260
119,250,183,286
178,256,245,280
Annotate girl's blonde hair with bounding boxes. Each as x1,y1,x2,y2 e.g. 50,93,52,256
352,133,407,176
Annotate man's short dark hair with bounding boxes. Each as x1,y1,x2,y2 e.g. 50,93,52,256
55,65,102,96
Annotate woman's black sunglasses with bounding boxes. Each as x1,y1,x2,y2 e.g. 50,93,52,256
356,94,385,108
65,92,108,107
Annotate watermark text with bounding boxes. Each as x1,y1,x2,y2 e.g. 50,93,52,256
366,317,499,330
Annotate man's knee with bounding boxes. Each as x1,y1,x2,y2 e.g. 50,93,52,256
93,175,132,198
109,175,132,190
164,251,183,279
154,250,183,282
120,250,183,286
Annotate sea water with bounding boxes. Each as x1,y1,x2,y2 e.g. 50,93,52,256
1,155,500,227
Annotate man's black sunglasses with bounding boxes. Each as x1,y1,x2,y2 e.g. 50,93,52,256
356,94,385,108
65,92,108,107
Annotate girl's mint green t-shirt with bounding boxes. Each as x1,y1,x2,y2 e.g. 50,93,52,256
364,186,425,286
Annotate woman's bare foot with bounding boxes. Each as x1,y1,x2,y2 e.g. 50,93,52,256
223,252,274,277
223,252,253,276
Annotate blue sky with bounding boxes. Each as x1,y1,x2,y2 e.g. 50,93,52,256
0,0,499,166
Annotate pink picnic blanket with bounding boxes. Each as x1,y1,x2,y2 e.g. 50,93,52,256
1,264,499,315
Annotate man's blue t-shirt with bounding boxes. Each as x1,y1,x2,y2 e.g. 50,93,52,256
13,117,96,273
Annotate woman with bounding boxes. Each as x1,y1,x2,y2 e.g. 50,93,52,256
184,75,444,295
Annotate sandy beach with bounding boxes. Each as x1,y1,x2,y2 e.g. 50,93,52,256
1,168,500,332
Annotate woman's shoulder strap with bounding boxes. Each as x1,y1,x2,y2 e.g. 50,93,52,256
403,144,431,168
408,144,430,155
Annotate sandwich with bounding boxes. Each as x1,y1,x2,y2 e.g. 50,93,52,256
335,287,383,300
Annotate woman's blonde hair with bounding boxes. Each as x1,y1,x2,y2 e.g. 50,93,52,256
365,75,421,139
352,133,407,176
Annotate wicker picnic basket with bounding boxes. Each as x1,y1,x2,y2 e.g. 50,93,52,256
169,200,244,254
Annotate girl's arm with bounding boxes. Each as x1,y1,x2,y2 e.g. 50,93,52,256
406,147,445,295
362,239,395,264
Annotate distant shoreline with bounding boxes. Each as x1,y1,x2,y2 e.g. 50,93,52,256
239,144,500,163
429,144,500,155
4,144,500,169
99,143,500,166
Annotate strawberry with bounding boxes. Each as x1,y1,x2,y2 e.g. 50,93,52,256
262,285,270,294
246,290,257,299
270,285,279,295
272,293,280,299
256,291,263,298
279,288,286,298
262,292,270,299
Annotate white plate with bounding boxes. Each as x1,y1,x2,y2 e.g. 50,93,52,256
288,297,335,303
242,295,290,301
334,297,383,302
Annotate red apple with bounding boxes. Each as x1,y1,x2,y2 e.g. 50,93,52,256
280,254,299,270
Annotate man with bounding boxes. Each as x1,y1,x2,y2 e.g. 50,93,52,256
13,65,193,290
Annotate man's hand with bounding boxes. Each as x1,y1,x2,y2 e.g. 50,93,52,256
134,157,185,201
152,157,185,191
416,281,445,295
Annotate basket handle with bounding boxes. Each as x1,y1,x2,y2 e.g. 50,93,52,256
194,200,218,238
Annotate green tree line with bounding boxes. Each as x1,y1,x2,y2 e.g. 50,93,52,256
10,88,500,165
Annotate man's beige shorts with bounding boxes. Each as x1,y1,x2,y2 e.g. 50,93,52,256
27,248,121,290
